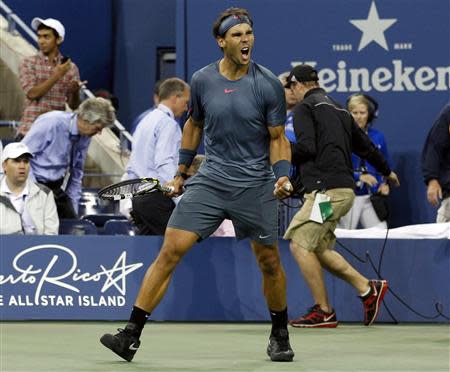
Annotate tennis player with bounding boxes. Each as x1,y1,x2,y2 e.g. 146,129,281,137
100,7,294,362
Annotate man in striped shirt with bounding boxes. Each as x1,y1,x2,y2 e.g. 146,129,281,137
18,18,82,138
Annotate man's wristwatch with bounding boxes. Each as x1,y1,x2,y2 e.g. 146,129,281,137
175,170,189,180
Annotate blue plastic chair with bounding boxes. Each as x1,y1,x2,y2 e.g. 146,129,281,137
81,213,127,227
103,219,136,236
59,219,97,235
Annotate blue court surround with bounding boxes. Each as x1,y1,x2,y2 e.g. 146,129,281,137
0,236,448,322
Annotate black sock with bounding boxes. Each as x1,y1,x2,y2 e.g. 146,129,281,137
269,308,288,335
127,306,151,337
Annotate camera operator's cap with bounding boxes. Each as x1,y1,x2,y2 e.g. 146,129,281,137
31,17,65,42
1,143,33,163
284,64,319,88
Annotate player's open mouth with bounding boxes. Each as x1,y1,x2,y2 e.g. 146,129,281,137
241,47,250,61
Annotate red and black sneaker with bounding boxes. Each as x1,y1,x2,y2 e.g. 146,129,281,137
360,279,388,326
289,304,338,328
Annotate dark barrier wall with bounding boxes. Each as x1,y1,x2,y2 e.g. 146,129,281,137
176,0,450,226
111,0,176,127
1,236,449,322
9,0,114,92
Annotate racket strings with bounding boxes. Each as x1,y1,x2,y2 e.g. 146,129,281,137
102,180,158,198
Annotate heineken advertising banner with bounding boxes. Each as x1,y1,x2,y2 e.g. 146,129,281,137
0,236,448,322
177,0,450,226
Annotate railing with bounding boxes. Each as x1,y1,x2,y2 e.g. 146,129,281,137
0,0,133,148
0,120,19,128
0,120,19,143
0,1,37,41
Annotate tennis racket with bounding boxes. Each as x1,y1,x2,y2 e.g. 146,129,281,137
98,178,174,201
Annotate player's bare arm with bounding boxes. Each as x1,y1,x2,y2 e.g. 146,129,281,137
268,125,292,198
168,117,204,195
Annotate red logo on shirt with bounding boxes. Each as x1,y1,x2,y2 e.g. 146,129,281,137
224,88,237,94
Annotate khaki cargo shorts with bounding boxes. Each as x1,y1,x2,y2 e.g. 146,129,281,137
284,188,355,253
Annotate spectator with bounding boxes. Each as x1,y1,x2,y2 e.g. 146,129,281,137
0,142,58,234
22,97,116,218
124,78,189,235
130,79,164,134
283,64,399,328
278,72,299,144
339,94,391,229
18,18,82,138
422,102,450,222
119,78,150,217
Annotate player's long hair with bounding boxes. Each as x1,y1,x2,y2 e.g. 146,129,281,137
212,7,253,39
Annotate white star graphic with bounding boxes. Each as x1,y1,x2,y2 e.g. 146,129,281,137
350,1,397,51
99,252,143,295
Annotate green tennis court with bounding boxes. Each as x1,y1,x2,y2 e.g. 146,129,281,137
1,322,448,371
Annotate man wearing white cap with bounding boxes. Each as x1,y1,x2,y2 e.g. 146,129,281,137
0,142,59,235
18,17,82,138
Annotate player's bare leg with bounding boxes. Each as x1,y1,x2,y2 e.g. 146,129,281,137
251,241,294,362
135,228,199,310
251,241,287,310
100,228,199,361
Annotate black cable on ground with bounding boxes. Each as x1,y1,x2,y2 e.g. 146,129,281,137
336,235,448,321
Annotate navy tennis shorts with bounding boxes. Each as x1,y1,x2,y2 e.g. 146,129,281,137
167,175,278,245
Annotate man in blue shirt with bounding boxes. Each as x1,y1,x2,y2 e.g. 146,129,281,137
125,78,190,235
278,72,298,144
130,79,164,135
101,7,294,363
22,97,116,218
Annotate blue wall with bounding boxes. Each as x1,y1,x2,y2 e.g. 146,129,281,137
176,0,450,226
8,0,114,92
111,0,176,127
1,235,448,322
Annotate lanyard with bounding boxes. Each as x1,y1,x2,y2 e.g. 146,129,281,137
62,116,80,191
